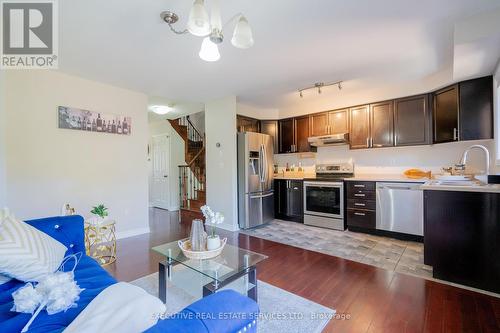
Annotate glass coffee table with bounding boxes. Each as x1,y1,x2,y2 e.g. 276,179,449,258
152,240,268,304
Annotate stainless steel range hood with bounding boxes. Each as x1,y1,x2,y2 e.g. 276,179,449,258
308,133,349,147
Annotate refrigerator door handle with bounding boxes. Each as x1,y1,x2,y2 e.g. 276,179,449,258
259,144,264,183
250,192,274,199
263,143,268,184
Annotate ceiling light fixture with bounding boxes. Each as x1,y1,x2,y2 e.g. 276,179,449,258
298,81,343,98
150,105,174,115
160,0,253,62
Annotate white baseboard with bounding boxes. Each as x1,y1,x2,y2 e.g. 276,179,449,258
169,205,180,211
217,222,239,232
116,227,150,240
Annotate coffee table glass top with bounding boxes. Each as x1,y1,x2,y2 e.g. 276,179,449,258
152,239,268,283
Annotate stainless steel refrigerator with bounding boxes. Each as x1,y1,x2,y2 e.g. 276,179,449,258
237,132,274,229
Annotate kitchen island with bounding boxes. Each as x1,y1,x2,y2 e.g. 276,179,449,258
423,186,500,294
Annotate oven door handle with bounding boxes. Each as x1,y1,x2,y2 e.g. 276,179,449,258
304,182,343,187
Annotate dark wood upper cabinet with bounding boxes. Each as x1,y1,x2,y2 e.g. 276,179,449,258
459,76,493,141
394,94,430,146
328,109,349,134
294,116,311,152
237,115,260,133
310,112,329,137
260,120,279,154
433,85,459,143
370,101,394,148
278,118,295,153
349,105,370,149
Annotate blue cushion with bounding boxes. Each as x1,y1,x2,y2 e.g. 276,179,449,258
146,290,259,333
0,255,115,333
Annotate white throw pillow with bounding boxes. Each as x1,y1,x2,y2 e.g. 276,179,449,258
64,282,166,333
0,274,12,285
0,212,68,282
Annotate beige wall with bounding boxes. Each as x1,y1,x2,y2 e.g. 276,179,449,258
495,60,500,165
205,96,239,231
0,72,6,208
4,70,149,238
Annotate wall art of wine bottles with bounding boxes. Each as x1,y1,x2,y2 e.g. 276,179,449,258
58,106,131,135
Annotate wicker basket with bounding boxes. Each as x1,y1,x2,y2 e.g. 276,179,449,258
178,238,227,260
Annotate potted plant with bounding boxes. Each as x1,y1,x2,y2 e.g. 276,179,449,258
200,205,224,250
90,204,108,225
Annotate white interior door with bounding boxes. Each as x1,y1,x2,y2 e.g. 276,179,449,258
152,135,170,209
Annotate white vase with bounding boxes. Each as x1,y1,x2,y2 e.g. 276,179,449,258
207,235,221,250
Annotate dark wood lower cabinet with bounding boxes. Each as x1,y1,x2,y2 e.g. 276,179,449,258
424,190,500,294
346,181,376,230
274,179,303,222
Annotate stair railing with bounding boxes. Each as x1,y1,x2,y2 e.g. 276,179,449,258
179,147,205,210
178,115,203,149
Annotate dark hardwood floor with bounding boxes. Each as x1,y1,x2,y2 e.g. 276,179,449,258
104,209,500,333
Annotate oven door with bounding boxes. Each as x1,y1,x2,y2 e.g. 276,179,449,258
304,181,343,219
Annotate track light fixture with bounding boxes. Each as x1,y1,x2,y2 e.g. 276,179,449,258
299,81,343,98
160,0,253,62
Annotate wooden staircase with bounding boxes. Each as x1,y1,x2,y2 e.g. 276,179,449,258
169,116,205,224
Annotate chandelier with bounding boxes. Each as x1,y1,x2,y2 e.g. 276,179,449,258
161,0,254,62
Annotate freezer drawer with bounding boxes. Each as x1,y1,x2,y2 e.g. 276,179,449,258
376,182,424,236
239,191,274,229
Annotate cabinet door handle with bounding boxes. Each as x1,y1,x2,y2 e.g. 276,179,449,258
354,212,366,216
293,187,299,190
453,128,458,141
354,184,365,188
354,194,366,197
354,203,365,206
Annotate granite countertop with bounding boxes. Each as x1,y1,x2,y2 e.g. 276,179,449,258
273,173,314,180
344,174,428,183
420,181,500,193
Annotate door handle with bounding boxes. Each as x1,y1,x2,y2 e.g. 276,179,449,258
354,212,366,216
354,203,365,206
354,184,365,188
354,194,366,197
453,128,458,141
250,192,274,199
163,175,168,178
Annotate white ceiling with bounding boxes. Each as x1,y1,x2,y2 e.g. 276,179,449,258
59,0,500,116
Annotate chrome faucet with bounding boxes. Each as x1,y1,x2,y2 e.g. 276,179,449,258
458,144,490,183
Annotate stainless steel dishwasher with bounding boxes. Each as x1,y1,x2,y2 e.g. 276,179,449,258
376,182,424,236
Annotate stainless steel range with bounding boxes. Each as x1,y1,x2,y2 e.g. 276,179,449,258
303,162,354,230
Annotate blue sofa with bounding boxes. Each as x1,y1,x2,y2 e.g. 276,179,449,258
0,215,258,332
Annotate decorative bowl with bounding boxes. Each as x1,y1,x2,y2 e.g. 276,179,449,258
178,237,227,260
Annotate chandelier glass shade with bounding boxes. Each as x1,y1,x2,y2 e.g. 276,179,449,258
199,37,221,62
231,16,254,49
162,0,253,62
187,0,211,37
